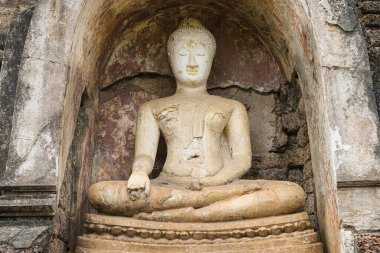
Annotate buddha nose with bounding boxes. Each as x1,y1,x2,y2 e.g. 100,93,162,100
187,52,198,68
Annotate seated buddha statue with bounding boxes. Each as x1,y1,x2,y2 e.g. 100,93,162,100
88,18,305,223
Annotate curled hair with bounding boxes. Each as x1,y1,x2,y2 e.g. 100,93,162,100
167,18,216,57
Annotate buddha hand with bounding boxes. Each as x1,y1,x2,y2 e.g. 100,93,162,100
190,176,227,190
127,170,150,200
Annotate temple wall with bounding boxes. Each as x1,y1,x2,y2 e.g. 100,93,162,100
0,1,379,252
341,1,380,251
0,1,83,251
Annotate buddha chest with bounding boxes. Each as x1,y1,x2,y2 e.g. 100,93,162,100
153,96,233,142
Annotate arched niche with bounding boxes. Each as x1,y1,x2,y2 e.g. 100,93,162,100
65,0,334,248
61,1,379,252
2,0,377,252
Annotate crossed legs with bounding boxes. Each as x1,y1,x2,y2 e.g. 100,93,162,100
88,177,305,222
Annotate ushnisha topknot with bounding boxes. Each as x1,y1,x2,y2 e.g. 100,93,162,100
167,18,216,57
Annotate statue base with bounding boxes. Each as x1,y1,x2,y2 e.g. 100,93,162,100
76,212,323,253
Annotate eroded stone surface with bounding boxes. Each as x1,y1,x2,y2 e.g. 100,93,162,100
0,0,83,188
0,225,49,251
338,187,380,231
0,7,33,177
3,58,67,186
0,0,38,49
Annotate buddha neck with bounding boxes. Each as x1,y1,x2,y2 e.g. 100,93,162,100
175,83,208,97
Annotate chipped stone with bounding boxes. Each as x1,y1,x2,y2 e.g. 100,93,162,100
325,0,358,32
0,226,49,249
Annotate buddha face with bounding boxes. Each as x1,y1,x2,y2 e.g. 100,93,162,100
169,35,215,88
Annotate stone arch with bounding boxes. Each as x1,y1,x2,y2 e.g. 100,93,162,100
61,1,379,252
1,0,378,252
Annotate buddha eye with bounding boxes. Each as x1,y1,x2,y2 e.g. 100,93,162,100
178,52,188,56
196,53,206,56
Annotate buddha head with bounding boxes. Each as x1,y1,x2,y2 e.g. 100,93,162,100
167,18,216,88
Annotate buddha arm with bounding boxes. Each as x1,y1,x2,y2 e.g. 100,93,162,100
199,102,252,187
131,102,160,175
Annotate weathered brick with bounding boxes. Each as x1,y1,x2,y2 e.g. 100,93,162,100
359,2,380,14
366,29,380,46
361,14,380,27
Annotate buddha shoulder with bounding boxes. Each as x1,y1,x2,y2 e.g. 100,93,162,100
137,96,180,119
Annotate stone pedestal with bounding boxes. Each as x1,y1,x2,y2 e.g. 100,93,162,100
76,212,323,253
